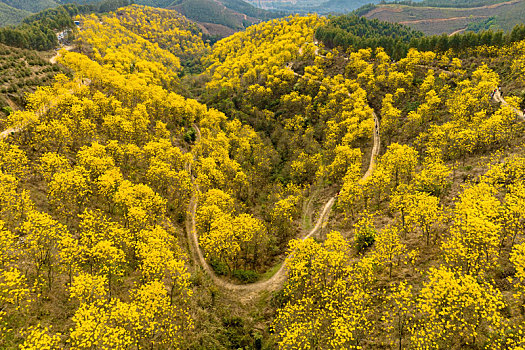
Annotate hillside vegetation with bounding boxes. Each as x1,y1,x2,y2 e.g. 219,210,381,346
0,44,66,119
0,0,107,27
394,0,508,7
317,14,525,60
316,15,424,59
167,0,282,38
241,0,373,14
110,5,209,72
314,0,380,14
0,1,132,50
361,0,525,35
0,2,30,27
1,0,58,13
2,3,525,350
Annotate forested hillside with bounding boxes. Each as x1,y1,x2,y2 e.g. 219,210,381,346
167,0,282,38
317,14,525,59
0,2,30,27
0,1,133,50
314,0,380,14
0,43,66,118
392,0,508,8
97,5,209,72
0,0,127,27
316,15,424,59
2,3,525,349
241,0,375,14
360,0,525,35
1,0,59,13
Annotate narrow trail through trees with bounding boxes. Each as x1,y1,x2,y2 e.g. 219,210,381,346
186,53,382,298
0,127,21,140
493,89,525,119
50,45,74,64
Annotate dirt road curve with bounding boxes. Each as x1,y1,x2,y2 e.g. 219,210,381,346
493,89,525,120
399,16,488,25
50,45,74,64
449,27,467,36
0,128,20,140
186,55,382,298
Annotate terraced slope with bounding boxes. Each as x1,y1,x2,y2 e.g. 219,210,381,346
361,0,525,34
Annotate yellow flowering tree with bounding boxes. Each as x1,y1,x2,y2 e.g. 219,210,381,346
409,266,504,349
273,232,375,349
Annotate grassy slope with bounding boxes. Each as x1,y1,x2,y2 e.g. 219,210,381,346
0,1,30,27
415,0,507,6
316,0,381,14
492,1,525,30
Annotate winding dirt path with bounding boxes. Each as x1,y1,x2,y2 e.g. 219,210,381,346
493,89,525,120
185,121,338,296
186,59,381,298
185,193,336,297
1,77,89,141
399,16,488,25
50,45,74,64
449,27,467,36
364,111,381,181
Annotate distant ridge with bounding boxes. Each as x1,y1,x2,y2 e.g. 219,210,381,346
0,1,30,26
1,0,58,13
166,0,282,38
358,0,525,34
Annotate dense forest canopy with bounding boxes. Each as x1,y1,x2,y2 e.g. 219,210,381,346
317,14,525,60
0,0,132,51
316,15,424,59
1,2,525,349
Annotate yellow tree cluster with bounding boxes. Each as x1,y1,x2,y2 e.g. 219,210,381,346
0,8,233,345
339,142,420,216
420,64,517,161
409,266,504,349
442,182,502,275
113,5,209,63
75,11,182,88
205,15,326,92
